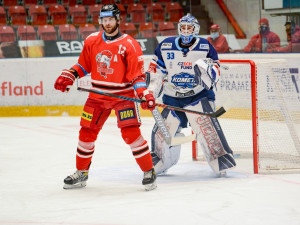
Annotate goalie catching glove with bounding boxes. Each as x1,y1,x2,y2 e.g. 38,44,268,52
54,69,77,92
194,59,220,90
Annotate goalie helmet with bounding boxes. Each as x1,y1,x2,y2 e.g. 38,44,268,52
178,14,200,45
99,4,120,24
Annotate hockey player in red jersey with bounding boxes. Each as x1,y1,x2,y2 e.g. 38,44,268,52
54,4,157,191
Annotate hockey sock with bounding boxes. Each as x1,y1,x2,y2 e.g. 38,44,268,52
76,140,95,171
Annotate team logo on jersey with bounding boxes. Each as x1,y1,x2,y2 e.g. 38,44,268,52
162,43,172,49
171,73,197,89
177,62,192,69
96,50,114,79
200,44,209,49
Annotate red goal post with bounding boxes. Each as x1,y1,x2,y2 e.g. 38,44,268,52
192,59,300,174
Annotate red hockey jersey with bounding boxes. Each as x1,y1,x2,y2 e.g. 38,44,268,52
72,31,145,101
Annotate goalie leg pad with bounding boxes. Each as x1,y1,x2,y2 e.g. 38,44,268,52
185,97,236,173
151,108,182,174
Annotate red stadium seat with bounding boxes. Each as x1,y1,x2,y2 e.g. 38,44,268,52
59,24,78,40
120,22,137,38
101,0,114,4
29,5,48,25
2,0,18,7
139,22,157,38
0,7,6,25
120,0,134,4
166,2,183,22
0,25,16,42
147,3,164,22
128,3,145,23
38,24,57,40
140,0,152,4
82,0,96,5
43,0,59,8
69,5,87,25
117,4,127,22
17,25,37,40
88,4,102,25
8,6,27,25
24,0,39,8
79,23,97,40
49,5,67,25
158,21,177,36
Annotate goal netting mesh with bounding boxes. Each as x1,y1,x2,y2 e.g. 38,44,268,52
193,59,300,174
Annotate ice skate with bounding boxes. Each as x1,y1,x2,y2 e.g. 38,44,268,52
63,170,89,189
142,168,157,191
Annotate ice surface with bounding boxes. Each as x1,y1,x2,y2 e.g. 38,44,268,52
0,117,300,225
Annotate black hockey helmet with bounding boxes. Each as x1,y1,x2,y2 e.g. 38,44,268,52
99,4,120,24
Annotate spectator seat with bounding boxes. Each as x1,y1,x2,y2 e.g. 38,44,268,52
139,22,157,38
147,3,164,22
2,0,18,7
69,4,87,25
79,23,97,40
128,3,145,23
158,21,177,36
38,24,57,40
120,22,137,38
43,0,59,8
0,25,16,42
24,0,39,8
0,7,6,25
29,5,48,25
82,0,96,5
166,2,183,22
49,5,67,25
88,4,102,25
17,25,36,40
8,5,27,25
59,24,78,40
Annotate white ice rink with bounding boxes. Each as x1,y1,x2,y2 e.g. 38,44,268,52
1,116,300,225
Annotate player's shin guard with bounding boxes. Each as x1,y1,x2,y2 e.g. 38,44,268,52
186,98,236,174
76,140,95,171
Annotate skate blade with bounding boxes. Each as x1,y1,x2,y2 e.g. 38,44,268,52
216,171,227,178
144,181,157,191
63,181,86,189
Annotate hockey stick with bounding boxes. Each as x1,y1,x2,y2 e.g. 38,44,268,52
151,107,196,145
77,87,226,118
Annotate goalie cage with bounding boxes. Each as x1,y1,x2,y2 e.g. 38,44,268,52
192,59,300,174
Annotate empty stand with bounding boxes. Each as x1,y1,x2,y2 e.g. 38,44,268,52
2,0,18,7
117,4,127,22
120,0,134,4
139,22,157,38
69,4,87,25
158,21,177,36
29,5,48,25
147,3,164,22
120,22,137,38
79,23,97,40
59,24,78,40
128,3,145,23
82,0,96,5
8,5,27,25
49,5,67,25
38,24,57,40
0,7,6,25
139,0,152,4
166,2,183,22
43,0,59,8
24,0,39,8
62,0,77,7
89,4,102,25
101,0,115,4
17,25,36,40
0,25,16,42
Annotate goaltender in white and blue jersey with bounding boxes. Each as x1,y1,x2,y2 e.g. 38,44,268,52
147,14,236,176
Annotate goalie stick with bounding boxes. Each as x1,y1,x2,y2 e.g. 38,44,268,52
151,107,196,145
77,87,226,118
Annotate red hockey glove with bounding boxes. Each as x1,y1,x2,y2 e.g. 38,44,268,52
139,89,155,111
54,69,76,92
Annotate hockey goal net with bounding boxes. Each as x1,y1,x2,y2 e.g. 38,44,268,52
192,59,300,174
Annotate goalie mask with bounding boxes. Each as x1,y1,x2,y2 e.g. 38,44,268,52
98,4,120,24
178,14,200,45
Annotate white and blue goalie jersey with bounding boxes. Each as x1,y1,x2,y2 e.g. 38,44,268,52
148,36,219,98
